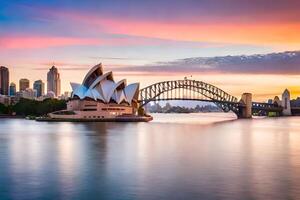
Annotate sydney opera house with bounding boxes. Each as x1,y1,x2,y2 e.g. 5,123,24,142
48,63,152,122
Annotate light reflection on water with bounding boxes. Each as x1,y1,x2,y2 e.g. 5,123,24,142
151,112,237,124
0,113,300,199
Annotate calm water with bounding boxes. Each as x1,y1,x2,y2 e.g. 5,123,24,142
0,113,300,200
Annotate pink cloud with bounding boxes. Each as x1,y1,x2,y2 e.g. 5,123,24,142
0,36,102,49
0,34,168,50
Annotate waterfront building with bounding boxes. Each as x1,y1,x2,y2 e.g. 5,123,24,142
291,97,300,107
59,91,71,100
9,82,16,96
33,80,45,97
35,91,56,101
267,99,273,104
21,88,37,100
0,66,9,95
0,95,11,105
19,78,30,92
64,91,71,97
15,92,22,99
282,89,291,116
44,91,55,99
47,66,61,97
47,63,151,121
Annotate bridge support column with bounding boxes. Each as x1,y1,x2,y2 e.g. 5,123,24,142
282,89,291,116
239,93,252,118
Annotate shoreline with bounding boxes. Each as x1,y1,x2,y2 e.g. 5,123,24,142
36,115,153,122
0,115,24,119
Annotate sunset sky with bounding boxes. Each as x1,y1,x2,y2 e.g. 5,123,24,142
1,0,300,101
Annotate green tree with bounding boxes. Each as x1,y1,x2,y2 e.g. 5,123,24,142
12,98,67,116
0,103,8,114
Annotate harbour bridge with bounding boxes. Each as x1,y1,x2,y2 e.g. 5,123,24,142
138,79,283,118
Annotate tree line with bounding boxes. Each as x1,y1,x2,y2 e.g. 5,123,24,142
0,98,67,116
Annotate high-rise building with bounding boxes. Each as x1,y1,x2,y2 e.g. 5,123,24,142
47,66,61,97
0,66,9,95
9,82,16,96
33,80,45,97
19,78,30,91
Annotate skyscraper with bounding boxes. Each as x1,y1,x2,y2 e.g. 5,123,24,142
19,78,30,91
0,66,9,95
47,66,61,97
9,82,16,96
33,80,45,97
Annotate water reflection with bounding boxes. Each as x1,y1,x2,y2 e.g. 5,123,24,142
0,114,300,199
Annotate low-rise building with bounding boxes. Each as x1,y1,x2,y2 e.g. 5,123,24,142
21,88,37,100
0,95,11,106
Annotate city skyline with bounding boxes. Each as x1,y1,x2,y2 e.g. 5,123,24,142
1,1,300,100
1,66,61,97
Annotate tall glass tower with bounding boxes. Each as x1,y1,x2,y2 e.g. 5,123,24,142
0,66,9,95
33,80,45,97
9,82,16,96
47,66,61,97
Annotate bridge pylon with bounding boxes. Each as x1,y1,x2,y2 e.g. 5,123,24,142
238,93,252,118
282,89,291,116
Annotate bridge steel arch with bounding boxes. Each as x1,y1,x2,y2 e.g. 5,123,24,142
139,79,240,114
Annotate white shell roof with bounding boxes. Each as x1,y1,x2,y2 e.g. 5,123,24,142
82,63,103,87
70,82,87,99
114,90,127,104
124,83,139,105
89,71,113,89
70,64,139,104
100,79,116,103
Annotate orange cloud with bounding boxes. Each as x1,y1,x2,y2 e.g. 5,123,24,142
58,11,300,48
101,20,300,46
